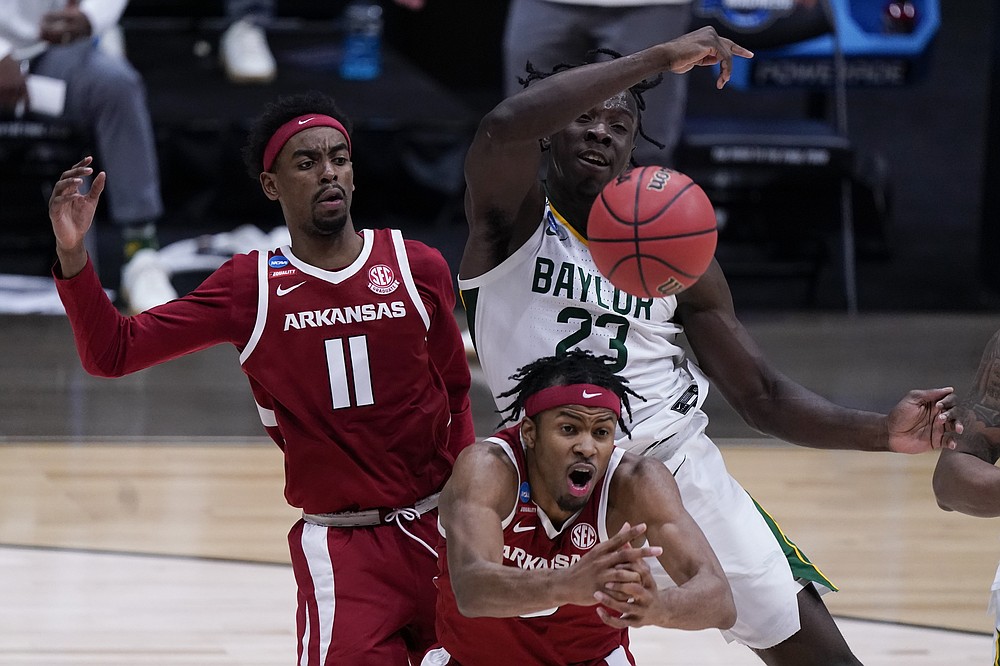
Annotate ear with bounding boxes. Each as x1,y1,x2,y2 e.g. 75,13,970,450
539,137,551,151
259,172,280,201
520,417,537,450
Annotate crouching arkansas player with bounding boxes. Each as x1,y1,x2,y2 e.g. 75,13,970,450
422,351,735,666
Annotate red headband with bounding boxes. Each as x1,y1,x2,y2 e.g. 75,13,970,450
262,114,352,172
524,384,621,419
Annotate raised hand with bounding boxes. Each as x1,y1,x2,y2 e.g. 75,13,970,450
49,156,105,277
664,26,754,89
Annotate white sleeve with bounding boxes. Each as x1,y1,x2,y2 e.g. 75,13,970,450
79,0,128,37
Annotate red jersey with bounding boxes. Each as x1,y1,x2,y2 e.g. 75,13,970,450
434,425,632,666
55,228,474,513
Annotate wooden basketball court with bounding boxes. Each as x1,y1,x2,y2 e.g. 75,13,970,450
1,312,998,664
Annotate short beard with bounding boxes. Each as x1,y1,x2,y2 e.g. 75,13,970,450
308,214,348,236
556,493,588,515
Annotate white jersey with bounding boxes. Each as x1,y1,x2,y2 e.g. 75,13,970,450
459,200,709,456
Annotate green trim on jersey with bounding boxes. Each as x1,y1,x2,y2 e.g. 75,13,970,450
751,495,838,593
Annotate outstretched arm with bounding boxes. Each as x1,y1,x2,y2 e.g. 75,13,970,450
598,455,735,631
441,443,660,618
677,261,953,453
462,27,753,279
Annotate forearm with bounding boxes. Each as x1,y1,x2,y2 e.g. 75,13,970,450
653,567,735,631
933,450,1000,517
54,258,236,377
745,380,890,452
452,562,571,618
485,43,675,144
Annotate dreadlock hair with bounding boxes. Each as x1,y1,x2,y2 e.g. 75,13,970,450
241,90,354,179
518,49,666,165
496,350,644,436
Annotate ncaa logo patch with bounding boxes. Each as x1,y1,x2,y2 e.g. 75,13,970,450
368,264,399,295
269,255,289,269
571,523,597,551
518,481,531,503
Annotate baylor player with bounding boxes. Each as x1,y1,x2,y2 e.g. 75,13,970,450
459,26,954,665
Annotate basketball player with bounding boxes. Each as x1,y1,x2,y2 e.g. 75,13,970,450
48,91,474,665
933,328,1000,662
424,350,735,665
459,26,955,665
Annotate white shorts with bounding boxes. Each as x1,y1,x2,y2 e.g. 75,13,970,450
646,411,804,650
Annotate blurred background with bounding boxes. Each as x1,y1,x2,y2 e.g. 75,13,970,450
0,0,995,313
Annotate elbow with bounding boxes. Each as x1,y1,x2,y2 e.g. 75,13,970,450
713,577,737,630
930,474,954,512
718,596,737,631
477,105,520,145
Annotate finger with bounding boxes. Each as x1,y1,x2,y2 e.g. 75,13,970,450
88,171,107,200
594,589,636,615
51,176,85,199
60,158,93,180
938,393,959,409
605,522,647,550
599,587,634,603
716,50,731,89
609,545,661,567
595,605,632,628
604,580,647,600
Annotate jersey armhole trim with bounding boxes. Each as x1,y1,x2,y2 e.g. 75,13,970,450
239,250,269,365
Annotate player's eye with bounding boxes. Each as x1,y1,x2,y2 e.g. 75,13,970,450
297,159,314,170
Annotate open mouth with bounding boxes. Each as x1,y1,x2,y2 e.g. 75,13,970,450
567,464,595,497
578,150,609,167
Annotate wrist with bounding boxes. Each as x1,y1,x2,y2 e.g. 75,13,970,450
55,245,88,279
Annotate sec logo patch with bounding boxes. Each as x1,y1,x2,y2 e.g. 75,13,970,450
368,264,399,295
571,523,597,551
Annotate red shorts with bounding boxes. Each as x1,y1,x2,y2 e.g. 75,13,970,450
288,510,440,665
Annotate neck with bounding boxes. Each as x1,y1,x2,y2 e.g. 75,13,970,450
289,223,364,270
545,182,593,239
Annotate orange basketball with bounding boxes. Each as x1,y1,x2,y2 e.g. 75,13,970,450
587,166,718,298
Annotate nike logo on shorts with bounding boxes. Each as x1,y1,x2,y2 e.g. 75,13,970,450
276,281,306,297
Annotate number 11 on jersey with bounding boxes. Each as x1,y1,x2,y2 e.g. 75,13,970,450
325,336,374,409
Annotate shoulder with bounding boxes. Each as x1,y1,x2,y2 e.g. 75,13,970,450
608,452,681,513
443,439,519,517
455,439,517,476
403,237,448,267
613,452,672,484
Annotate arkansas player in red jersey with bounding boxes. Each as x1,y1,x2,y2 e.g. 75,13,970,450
48,91,474,665
424,351,734,666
